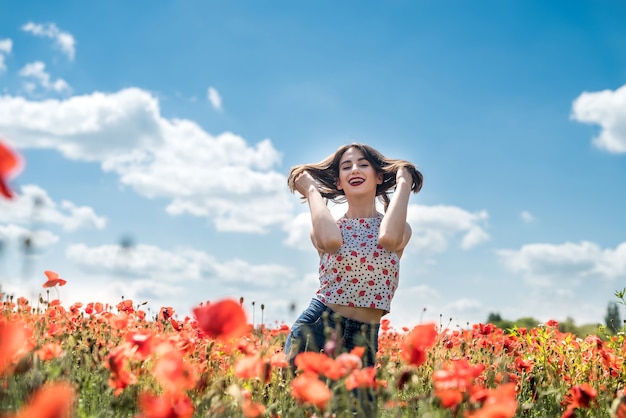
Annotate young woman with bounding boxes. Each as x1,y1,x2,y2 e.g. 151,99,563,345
283,143,423,415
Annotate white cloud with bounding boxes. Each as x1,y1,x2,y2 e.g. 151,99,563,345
571,84,626,153
107,123,292,233
283,202,490,254
407,204,489,253
0,88,293,233
66,243,216,280
57,200,107,231
383,284,448,329
0,184,107,231
0,39,12,72
445,298,482,311
461,227,489,250
410,298,485,330
18,61,71,93
0,183,102,285
21,22,76,60
207,86,222,111
0,39,11,54
0,88,160,160
212,258,296,288
520,210,535,223
0,223,59,249
66,243,295,288
497,241,626,285
282,211,313,250
64,242,299,322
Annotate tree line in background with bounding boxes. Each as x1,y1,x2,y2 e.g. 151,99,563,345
487,300,624,339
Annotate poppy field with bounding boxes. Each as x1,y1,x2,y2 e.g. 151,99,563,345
0,272,625,418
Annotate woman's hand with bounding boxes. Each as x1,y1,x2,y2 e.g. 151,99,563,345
396,166,412,188
294,170,319,197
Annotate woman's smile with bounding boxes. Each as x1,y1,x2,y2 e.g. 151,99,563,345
348,177,365,186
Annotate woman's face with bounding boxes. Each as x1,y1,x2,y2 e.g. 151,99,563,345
336,147,382,195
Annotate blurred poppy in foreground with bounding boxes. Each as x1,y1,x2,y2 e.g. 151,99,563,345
106,344,137,395
152,346,198,393
433,359,486,409
467,382,517,418
291,372,332,412
401,323,438,366
561,383,597,416
137,391,194,418
0,139,23,199
193,299,248,340
345,366,378,391
10,381,76,418
43,270,67,288
0,320,32,376
241,389,266,418
35,342,64,361
234,354,272,383
294,352,336,376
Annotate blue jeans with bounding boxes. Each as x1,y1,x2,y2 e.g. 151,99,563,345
284,298,381,417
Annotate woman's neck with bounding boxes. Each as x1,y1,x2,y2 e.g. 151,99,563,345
344,201,379,219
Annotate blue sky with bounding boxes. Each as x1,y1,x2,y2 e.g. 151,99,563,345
0,1,625,330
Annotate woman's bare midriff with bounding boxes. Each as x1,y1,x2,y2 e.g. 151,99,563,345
325,303,384,324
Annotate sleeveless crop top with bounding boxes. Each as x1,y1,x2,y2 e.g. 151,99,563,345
315,213,399,314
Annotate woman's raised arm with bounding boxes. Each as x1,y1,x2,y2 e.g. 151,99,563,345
294,171,343,254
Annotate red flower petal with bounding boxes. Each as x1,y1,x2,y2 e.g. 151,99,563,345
193,299,248,340
0,140,23,200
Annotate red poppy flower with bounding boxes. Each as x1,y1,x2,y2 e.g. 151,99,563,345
294,352,335,376
380,318,391,332
105,344,137,395
436,389,464,409
433,359,486,409
241,398,266,418
159,306,175,321
42,270,67,288
69,302,83,313
345,366,378,391
234,354,271,383
350,346,365,359
35,342,64,361
109,313,129,330
137,391,194,418
561,383,597,410
125,330,156,360
291,372,332,411
117,299,135,314
193,299,248,340
401,323,437,366
240,389,266,418
0,139,23,199
467,382,517,418
0,320,31,376
13,381,76,418
269,351,289,369
152,347,198,393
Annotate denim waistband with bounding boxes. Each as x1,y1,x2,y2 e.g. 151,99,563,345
309,298,381,333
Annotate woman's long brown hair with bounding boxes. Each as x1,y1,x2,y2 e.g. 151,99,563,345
287,143,423,211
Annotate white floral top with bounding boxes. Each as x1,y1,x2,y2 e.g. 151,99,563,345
315,213,399,314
